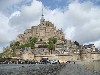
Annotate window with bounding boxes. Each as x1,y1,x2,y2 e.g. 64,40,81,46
40,39,42,41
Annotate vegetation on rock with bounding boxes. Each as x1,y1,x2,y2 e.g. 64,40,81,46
48,37,57,54
1,37,58,58
1,37,38,58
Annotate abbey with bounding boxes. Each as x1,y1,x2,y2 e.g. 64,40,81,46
16,15,65,44
2,10,100,63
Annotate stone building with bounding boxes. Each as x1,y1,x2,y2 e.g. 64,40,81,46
16,15,65,44
15,10,100,62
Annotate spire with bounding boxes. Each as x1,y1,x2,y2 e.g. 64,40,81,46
40,7,45,23
42,7,44,17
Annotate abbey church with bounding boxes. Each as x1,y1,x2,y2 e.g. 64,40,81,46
2,9,100,63
16,15,65,44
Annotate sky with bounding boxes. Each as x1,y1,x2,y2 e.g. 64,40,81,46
0,0,100,52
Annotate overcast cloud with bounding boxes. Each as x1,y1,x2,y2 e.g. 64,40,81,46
0,0,100,52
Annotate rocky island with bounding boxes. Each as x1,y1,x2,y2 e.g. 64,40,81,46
0,8,100,75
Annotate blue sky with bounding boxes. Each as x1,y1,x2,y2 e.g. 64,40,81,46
0,0,100,52
41,0,68,9
1,0,100,15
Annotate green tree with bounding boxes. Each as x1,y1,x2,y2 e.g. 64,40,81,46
19,37,38,49
48,37,57,44
48,37,57,54
18,44,24,49
2,47,13,58
28,37,38,49
1,37,38,58
52,38,57,44
29,37,38,44
48,41,54,54
10,41,20,49
15,41,20,47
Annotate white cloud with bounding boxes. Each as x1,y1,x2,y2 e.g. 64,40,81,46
9,0,100,47
1,0,100,52
64,27,75,40
9,0,42,28
66,1,100,44
0,12,19,46
0,0,22,11
0,12,11,42
9,11,20,19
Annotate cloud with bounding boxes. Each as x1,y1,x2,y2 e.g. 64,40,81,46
9,0,100,46
0,0,22,11
0,12,13,52
66,1,100,44
9,0,42,28
43,1,100,45
84,39,100,48
0,12,20,52
9,11,21,19
1,0,100,52
0,12,11,42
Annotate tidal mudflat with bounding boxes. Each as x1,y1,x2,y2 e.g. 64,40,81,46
0,61,100,75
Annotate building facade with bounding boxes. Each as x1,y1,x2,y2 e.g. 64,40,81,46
16,16,65,44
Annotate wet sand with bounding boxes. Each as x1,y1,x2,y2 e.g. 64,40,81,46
0,64,65,75
0,61,100,75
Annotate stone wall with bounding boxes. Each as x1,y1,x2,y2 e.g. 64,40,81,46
21,52,100,62
80,53,100,61
34,54,80,63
